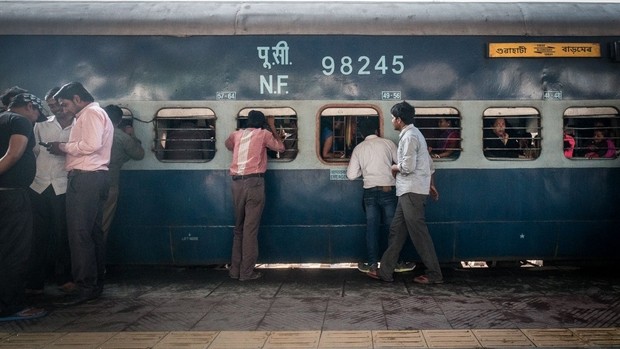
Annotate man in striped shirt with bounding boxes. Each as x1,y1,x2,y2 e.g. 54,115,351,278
225,110,284,281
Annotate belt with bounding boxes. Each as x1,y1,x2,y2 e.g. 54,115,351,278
365,186,395,192
68,169,105,176
232,173,264,180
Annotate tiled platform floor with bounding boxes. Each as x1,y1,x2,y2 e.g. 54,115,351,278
1,264,619,348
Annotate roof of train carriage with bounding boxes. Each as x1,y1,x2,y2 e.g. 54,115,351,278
1,1,620,36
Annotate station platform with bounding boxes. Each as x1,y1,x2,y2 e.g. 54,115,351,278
1,264,619,348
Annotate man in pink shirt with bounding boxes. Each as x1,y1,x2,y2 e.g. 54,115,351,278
225,110,284,281
48,82,114,306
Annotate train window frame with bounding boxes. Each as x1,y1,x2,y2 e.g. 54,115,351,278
483,107,541,161
563,106,619,160
236,107,298,162
118,107,134,130
154,107,217,162
414,107,462,161
318,105,382,164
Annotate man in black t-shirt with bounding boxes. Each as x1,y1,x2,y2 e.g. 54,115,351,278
0,93,47,322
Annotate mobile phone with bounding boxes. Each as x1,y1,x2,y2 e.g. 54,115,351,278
39,142,50,148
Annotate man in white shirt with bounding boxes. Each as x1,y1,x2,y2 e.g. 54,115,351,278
368,102,443,284
26,87,75,295
347,118,398,273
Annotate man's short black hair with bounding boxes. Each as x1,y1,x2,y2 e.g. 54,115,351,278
247,110,266,128
104,104,123,126
390,101,415,125
54,82,95,103
357,117,378,138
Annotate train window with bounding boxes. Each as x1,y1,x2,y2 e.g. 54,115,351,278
563,107,619,159
118,107,134,131
415,107,462,160
237,107,298,161
319,107,380,163
483,107,541,160
154,108,216,162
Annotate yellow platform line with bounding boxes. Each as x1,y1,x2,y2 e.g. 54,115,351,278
0,328,619,349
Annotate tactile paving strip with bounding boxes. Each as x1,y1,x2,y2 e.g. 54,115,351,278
1,329,620,348
472,329,535,347
373,330,427,348
153,331,218,349
0,332,64,349
571,327,620,347
318,331,372,348
522,329,588,347
422,330,481,348
49,332,116,348
263,331,321,349
208,331,269,349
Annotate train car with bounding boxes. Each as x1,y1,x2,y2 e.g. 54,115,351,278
1,1,619,266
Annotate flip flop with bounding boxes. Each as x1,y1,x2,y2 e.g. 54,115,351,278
413,275,444,285
366,270,393,282
0,307,47,322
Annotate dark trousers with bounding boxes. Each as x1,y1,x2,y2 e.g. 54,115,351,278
379,192,442,282
230,177,265,279
66,171,109,297
0,189,33,316
27,186,71,290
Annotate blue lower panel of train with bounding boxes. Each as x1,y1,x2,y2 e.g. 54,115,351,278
106,167,620,265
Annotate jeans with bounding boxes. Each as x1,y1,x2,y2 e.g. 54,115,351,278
363,187,396,265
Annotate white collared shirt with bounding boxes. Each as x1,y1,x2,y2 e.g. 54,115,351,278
30,115,73,195
347,134,398,189
395,124,433,197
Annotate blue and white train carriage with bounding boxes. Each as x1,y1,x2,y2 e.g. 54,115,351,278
1,1,619,266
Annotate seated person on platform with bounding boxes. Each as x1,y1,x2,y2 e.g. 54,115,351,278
483,117,520,158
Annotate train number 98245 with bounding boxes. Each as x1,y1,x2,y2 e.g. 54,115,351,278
321,55,404,76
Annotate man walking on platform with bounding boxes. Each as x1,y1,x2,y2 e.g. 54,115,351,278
368,101,443,285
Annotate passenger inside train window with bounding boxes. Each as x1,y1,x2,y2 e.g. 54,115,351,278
585,129,617,159
320,117,345,159
319,107,380,162
483,107,541,160
564,124,576,158
237,107,298,161
430,117,460,159
563,107,619,159
413,107,461,161
154,107,216,162
483,117,520,158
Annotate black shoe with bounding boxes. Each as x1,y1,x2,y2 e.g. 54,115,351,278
239,271,262,281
